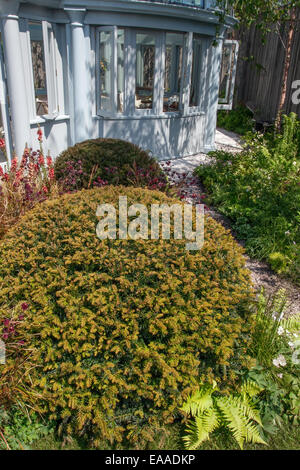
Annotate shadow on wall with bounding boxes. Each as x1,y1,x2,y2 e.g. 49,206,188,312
101,115,206,159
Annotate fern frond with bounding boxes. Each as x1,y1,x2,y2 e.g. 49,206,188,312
244,421,268,447
183,408,218,450
281,313,300,335
240,379,263,399
216,396,248,449
232,395,263,427
181,383,214,417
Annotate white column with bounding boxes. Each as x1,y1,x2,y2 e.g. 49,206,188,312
65,8,92,143
0,0,31,158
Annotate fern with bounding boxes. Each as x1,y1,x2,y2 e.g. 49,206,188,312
183,409,218,450
281,313,300,338
181,381,267,450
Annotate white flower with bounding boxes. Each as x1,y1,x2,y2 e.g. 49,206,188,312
277,373,283,379
277,326,285,336
288,341,295,349
273,354,287,368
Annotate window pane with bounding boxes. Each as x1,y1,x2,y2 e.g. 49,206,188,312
117,29,125,113
99,31,113,112
164,33,184,112
189,34,203,108
136,33,155,110
29,21,48,116
219,42,237,104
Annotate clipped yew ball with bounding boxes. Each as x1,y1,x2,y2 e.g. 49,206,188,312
0,187,254,446
54,138,166,189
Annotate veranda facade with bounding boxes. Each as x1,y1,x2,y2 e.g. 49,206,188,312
0,0,236,164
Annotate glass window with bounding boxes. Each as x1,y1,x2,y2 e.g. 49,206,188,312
189,34,203,108
218,40,239,110
29,21,48,116
99,30,113,112
98,28,125,114
164,33,184,112
135,33,155,110
117,29,125,113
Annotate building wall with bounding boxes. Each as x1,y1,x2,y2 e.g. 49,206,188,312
0,0,230,164
98,114,207,159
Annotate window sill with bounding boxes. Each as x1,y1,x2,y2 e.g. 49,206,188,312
30,115,70,125
93,111,205,121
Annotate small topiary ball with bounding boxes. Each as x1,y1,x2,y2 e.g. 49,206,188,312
54,138,166,191
0,187,254,446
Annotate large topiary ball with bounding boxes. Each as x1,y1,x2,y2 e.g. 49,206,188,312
54,138,166,191
0,187,253,446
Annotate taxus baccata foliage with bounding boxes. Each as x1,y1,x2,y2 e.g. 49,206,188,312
0,187,254,446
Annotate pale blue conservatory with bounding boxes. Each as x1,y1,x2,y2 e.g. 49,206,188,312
0,0,237,165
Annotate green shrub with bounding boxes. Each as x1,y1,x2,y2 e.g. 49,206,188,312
243,289,300,434
54,138,166,191
0,406,52,450
0,186,254,446
195,113,300,283
217,105,254,136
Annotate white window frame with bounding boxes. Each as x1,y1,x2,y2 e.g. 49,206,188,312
218,39,239,110
0,41,12,166
186,33,209,114
162,31,186,117
133,29,163,117
96,26,117,117
27,20,59,120
94,28,210,119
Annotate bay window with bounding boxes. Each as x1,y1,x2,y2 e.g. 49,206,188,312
95,28,209,118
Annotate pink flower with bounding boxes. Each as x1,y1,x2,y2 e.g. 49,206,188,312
21,303,29,311
49,168,55,180
37,127,43,142
38,154,45,166
11,157,18,171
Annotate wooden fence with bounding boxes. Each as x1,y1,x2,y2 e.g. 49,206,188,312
232,8,300,123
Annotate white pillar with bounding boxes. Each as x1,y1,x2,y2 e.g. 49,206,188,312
65,8,92,143
0,0,31,158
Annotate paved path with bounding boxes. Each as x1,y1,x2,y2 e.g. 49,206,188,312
160,128,300,317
